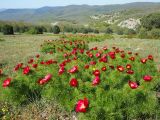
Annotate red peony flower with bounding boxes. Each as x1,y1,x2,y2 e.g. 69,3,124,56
96,53,101,58
80,49,84,54
70,78,78,87
44,74,52,81
88,53,93,58
73,57,77,60
40,61,45,64
103,46,108,51
23,66,30,75
129,57,135,61
28,58,34,64
45,59,57,65
64,53,68,58
117,66,125,72
126,64,132,69
128,81,138,89
84,64,89,69
68,66,78,73
36,54,40,58
148,55,153,60
92,76,100,86
32,64,38,68
101,66,107,71
99,55,108,63
109,65,114,69
38,78,45,85
86,51,90,54
93,47,98,50
90,61,96,65
115,48,120,53
59,67,65,75
141,58,147,64
0,69,2,75
121,54,125,58
108,52,116,59
128,51,132,55
126,70,134,74
38,74,52,85
143,75,152,82
75,98,89,113
93,70,100,76
71,48,77,55
3,78,11,88
14,63,23,71
49,51,53,54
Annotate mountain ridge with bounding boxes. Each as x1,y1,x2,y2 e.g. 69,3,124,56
0,2,160,24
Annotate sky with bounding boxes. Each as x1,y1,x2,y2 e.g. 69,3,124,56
0,0,160,9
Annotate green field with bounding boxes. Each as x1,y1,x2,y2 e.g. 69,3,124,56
0,33,160,119
0,34,59,73
1,34,160,73
90,36,160,68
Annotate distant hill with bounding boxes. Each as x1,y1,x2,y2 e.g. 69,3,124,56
0,9,6,12
0,2,160,24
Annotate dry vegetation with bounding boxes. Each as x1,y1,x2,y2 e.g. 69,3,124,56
89,36,160,70
0,34,59,74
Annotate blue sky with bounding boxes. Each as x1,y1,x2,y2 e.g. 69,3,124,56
1,0,160,8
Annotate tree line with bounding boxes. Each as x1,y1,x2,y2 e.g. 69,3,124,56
0,12,160,39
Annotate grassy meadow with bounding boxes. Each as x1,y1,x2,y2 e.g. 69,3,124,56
0,34,59,74
0,33,160,119
90,36,160,69
1,34,160,73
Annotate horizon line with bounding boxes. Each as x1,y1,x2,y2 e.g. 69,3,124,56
0,1,160,9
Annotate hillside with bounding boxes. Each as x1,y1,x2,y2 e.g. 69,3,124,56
0,2,160,24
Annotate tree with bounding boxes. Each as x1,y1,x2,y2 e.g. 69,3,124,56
94,29,99,34
2,25,14,35
141,13,160,30
124,28,136,35
105,27,113,34
115,27,124,35
82,28,88,34
27,26,43,34
53,25,60,34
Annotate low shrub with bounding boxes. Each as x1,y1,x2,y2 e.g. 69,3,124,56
0,37,159,119
52,25,60,34
27,26,43,34
148,28,160,39
2,25,14,35
105,27,113,34
138,28,148,39
124,29,136,35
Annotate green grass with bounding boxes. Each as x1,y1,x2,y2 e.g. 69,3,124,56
89,37,160,68
1,33,160,74
0,33,59,74
0,33,160,119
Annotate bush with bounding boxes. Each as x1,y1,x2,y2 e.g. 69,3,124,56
148,28,160,39
72,29,77,34
81,28,89,34
105,27,113,34
124,29,136,35
27,26,43,34
94,29,99,34
141,13,160,30
138,28,148,39
52,25,60,34
2,25,14,35
0,35,159,119
115,27,124,35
